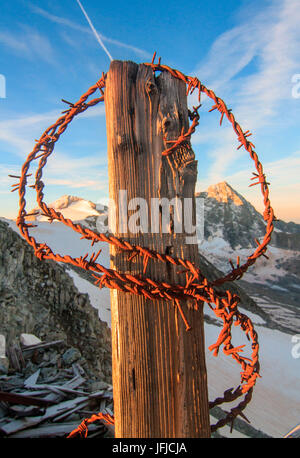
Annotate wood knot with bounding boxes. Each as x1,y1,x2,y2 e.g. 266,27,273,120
162,116,174,135
145,78,157,97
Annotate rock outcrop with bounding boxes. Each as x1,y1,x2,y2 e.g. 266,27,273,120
0,219,112,383
197,181,300,251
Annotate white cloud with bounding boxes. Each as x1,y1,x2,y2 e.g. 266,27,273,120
0,32,28,53
196,151,300,223
192,0,300,222
0,106,108,219
193,24,259,91
0,26,56,64
0,110,62,159
224,151,300,193
0,102,105,159
29,3,151,59
219,151,300,222
197,0,299,114
234,1,300,127
42,159,108,192
0,149,109,218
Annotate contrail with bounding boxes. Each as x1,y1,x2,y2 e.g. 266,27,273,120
75,0,113,62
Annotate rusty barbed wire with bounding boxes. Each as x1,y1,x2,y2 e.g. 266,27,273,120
66,411,114,438
10,52,276,436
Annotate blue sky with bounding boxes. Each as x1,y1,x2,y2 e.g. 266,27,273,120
0,0,300,222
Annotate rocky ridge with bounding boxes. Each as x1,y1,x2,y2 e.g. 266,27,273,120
0,219,112,383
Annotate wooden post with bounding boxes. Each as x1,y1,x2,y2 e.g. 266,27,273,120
105,60,211,438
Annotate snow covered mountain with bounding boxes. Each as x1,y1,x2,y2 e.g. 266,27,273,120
197,181,300,251
197,181,266,250
27,195,107,223
195,182,300,335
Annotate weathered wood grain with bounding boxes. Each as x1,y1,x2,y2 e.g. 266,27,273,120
105,60,210,437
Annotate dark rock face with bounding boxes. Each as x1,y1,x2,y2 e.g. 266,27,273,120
0,219,112,383
197,181,300,251
197,182,268,250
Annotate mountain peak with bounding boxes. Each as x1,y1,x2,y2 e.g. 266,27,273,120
49,195,95,211
206,181,244,206
27,195,99,222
